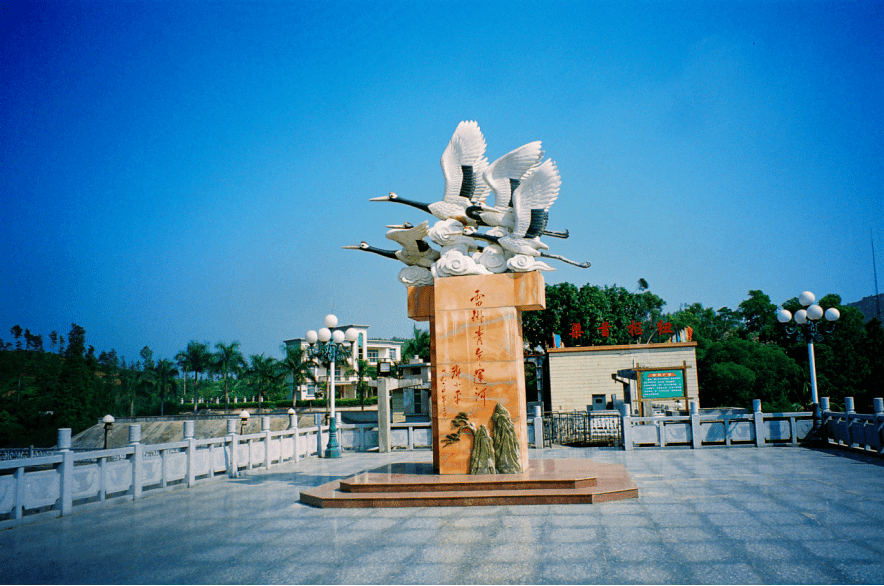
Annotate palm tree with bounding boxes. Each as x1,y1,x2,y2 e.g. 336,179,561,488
175,349,190,410
184,341,210,412
154,359,179,416
214,341,245,412
280,344,317,407
245,354,284,410
346,358,374,410
402,325,431,362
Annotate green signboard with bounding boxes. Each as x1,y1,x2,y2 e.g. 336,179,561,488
639,369,685,399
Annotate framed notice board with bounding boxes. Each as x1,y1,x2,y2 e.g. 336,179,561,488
635,363,688,416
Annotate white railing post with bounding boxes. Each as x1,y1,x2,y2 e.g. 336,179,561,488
13,466,25,520
753,400,766,447
315,413,324,458
819,396,831,443
56,428,74,516
533,405,544,449
184,420,196,487
844,397,856,448
619,404,633,451
690,402,700,449
874,398,884,455
290,412,301,463
227,418,238,478
262,417,272,469
129,424,143,499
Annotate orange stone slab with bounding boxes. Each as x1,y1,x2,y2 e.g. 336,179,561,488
416,272,545,474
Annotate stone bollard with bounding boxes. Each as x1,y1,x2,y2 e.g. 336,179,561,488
689,401,700,449
820,396,830,412
184,420,195,439
845,397,855,413
753,400,766,448
619,403,633,451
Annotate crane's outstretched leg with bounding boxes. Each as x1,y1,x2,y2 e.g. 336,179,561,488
539,252,591,268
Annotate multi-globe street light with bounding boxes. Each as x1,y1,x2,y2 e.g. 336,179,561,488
305,315,358,458
776,290,839,431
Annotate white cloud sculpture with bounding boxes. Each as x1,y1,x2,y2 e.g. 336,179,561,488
506,254,554,273
398,265,435,287
432,250,491,278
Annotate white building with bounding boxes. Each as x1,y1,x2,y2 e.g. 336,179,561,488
283,325,404,401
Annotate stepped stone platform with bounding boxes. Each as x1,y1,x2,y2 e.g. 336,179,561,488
299,458,638,508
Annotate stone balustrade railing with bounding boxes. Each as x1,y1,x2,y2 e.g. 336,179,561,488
0,415,542,529
620,397,884,452
621,399,816,450
820,397,884,455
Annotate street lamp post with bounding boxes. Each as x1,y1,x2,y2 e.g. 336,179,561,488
776,290,839,434
305,315,358,458
239,410,250,435
103,414,115,450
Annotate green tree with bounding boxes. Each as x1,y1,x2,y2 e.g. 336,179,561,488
738,290,778,343
153,359,179,416
280,344,316,407
700,338,804,411
214,341,245,412
175,349,190,409
402,326,431,362
522,282,666,350
244,354,284,409
348,358,374,410
183,341,211,412
55,324,99,433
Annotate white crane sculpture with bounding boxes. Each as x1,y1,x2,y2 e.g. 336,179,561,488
465,141,569,240
369,120,489,226
347,121,591,284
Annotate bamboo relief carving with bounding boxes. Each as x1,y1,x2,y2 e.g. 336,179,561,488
442,403,522,475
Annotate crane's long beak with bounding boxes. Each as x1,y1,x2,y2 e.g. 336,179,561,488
369,196,391,202
385,223,413,229
341,245,360,249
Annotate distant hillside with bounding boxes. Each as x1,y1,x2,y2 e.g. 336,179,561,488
847,293,884,323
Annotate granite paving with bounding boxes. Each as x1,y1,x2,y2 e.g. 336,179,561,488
1,446,882,584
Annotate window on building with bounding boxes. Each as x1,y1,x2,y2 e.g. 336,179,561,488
368,349,378,363
390,348,397,361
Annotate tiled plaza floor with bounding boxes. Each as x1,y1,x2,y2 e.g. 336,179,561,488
1,446,882,584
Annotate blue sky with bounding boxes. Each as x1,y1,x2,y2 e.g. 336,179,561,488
2,1,882,364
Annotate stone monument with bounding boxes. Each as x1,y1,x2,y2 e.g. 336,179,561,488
301,122,637,505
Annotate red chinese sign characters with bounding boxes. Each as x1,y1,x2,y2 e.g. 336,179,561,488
561,320,675,342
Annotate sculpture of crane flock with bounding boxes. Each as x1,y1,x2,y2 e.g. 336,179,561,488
343,121,590,287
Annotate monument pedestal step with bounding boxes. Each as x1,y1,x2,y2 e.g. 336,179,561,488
299,459,638,508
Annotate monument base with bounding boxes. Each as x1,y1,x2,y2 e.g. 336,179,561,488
299,459,638,508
